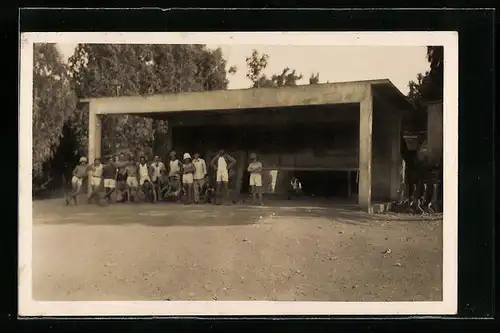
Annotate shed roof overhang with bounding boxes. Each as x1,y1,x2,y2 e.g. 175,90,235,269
79,78,415,116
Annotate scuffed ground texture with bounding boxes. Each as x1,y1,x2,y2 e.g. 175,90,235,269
32,198,443,301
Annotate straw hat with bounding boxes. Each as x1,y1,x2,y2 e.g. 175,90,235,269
79,156,87,163
183,153,192,160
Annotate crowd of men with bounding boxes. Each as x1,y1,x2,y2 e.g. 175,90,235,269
65,149,268,206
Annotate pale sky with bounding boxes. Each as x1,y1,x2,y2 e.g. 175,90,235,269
56,43,430,94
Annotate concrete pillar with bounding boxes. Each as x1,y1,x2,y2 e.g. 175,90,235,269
389,113,402,201
358,86,373,212
87,103,102,192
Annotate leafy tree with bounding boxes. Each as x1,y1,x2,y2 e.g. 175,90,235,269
407,46,443,106
406,46,444,133
68,44,236,157
309,72,320,84
246,49,322,88
245,50,270,87
33,43,77,178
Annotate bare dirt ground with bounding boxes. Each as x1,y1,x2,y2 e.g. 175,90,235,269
31,197,443,302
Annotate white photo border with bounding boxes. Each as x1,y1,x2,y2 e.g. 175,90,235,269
19,31,458,317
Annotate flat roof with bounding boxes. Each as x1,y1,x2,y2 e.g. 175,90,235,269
80,78,414,115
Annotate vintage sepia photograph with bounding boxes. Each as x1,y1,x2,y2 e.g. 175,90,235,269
19,32,458,316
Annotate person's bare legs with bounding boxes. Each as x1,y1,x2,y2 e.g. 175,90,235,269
127,184,134,202
251,185,257,204
69,182,81,205
223,181,229,204
257,186,264,205
104,187,115,203
216,181,222,205
88,185,100,204
185,183,193,204
155,182,161,201
151,182,157,203
193,180,200,203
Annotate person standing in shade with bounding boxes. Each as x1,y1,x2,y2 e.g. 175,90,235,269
87,157,103,205
182,153,195,204
168,151,182,195
288,174,303,200
125,155,139,202
210,149,236,205
247,153,264,205
102,156,117,204
192,152,207,204
150,155,166,200
65,156,91,206
115,153,129,202
138,156,156,203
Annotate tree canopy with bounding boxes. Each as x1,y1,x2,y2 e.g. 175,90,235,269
245,49,320,88
33,43,77,177
407,46,443,106
68,44,236,157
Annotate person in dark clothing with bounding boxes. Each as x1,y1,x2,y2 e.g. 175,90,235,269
102,156,117,203
115,153,129,202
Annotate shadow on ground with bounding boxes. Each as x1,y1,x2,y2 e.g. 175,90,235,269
33,196,441,227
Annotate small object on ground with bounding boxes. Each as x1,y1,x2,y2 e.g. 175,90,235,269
382,249,392,254
394,262,402,267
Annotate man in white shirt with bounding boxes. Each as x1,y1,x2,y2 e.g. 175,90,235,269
150,155,166,200
167,151,183,198
192,152,207,204
247,153,264,205
288,175,303,200
210,149,236,205
87,157,103,204
138,156,156,203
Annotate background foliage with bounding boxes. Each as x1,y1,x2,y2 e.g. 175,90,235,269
67,44,236,158
33,43,77,180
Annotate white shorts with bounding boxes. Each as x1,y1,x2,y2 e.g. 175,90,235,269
90,176,101,187
139,176,151,186
104,178,116,188
182,173,194,184
71,176,83,188
216,169,229,182
249,173,262,187
127,176,139,188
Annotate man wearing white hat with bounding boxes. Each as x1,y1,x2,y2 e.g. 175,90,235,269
182,153,195,204
65,156,90,205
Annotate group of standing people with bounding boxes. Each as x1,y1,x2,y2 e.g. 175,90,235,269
64,148,266,206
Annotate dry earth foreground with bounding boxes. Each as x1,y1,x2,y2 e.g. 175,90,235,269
32,198,443,302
